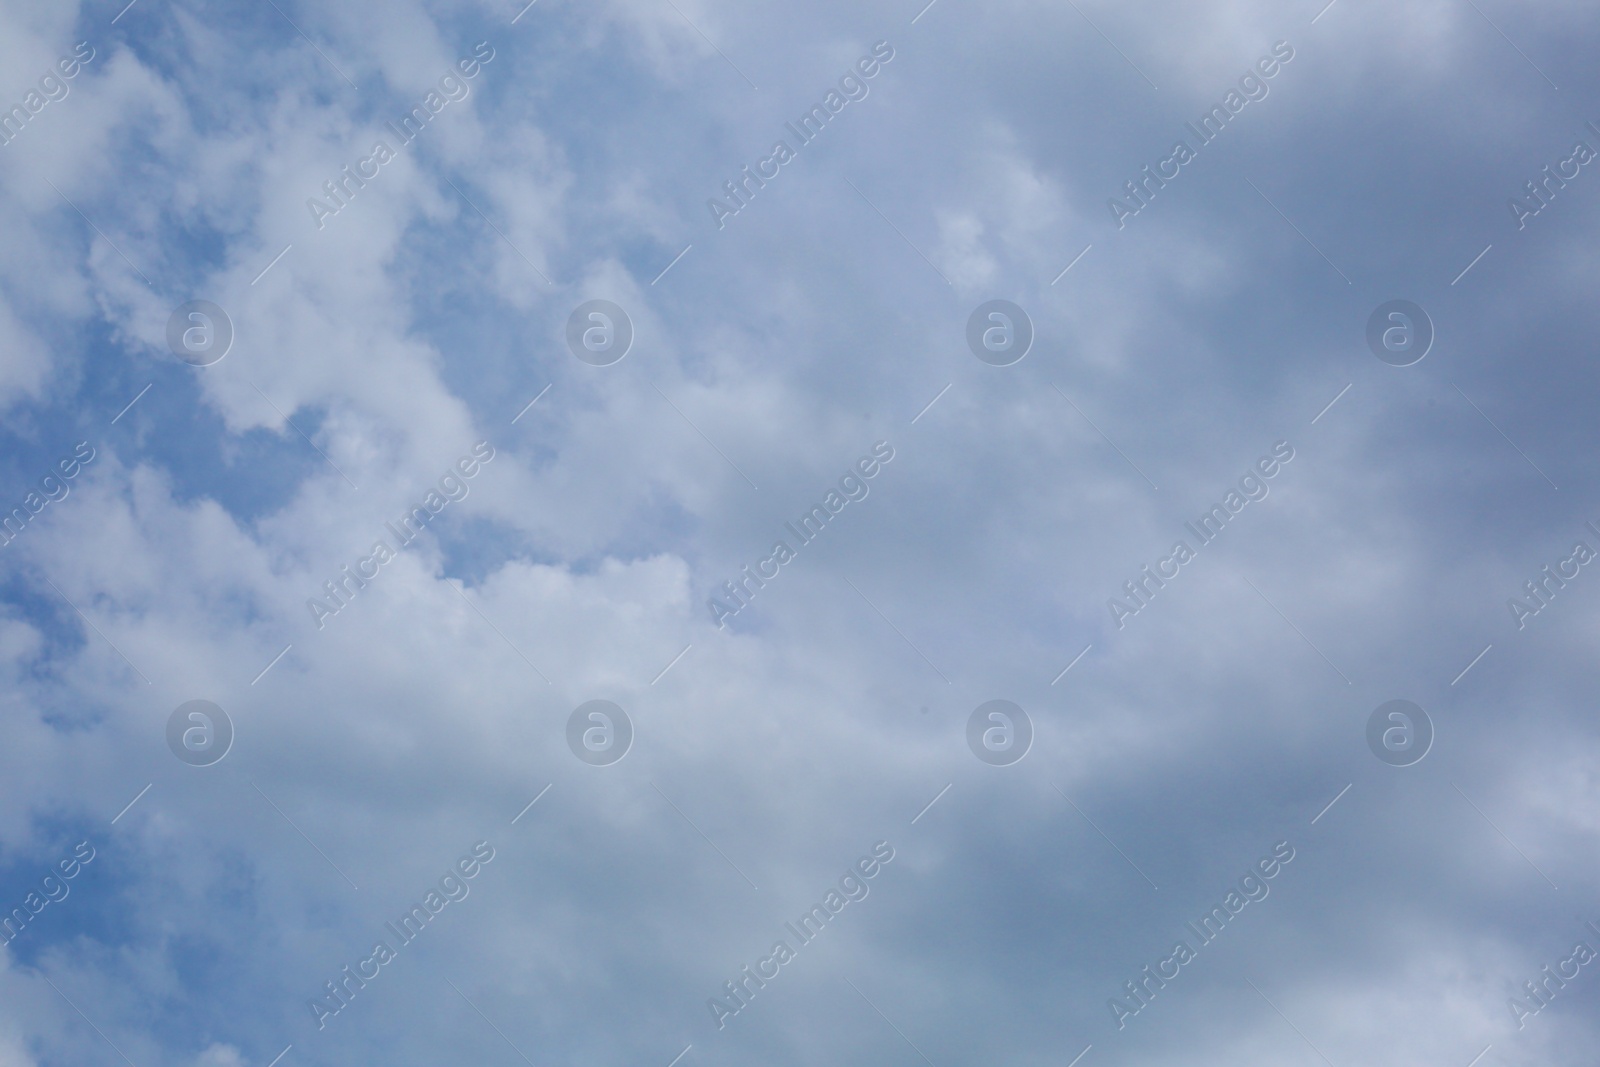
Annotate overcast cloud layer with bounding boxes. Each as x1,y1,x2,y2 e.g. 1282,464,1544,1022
1,0,1599,1064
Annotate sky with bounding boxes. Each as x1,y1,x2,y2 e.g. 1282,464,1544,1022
0,0,1599,1065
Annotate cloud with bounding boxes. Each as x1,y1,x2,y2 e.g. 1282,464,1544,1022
0,0,1599,1065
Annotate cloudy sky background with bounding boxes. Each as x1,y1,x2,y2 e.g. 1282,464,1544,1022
1,0,1599,1064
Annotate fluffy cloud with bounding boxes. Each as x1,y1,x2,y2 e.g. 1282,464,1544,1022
0,0,1598,1065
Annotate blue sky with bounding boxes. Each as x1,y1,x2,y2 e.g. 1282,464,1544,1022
2,0,1600,1064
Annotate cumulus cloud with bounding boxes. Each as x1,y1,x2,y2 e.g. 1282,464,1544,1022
0,0,1597,1065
